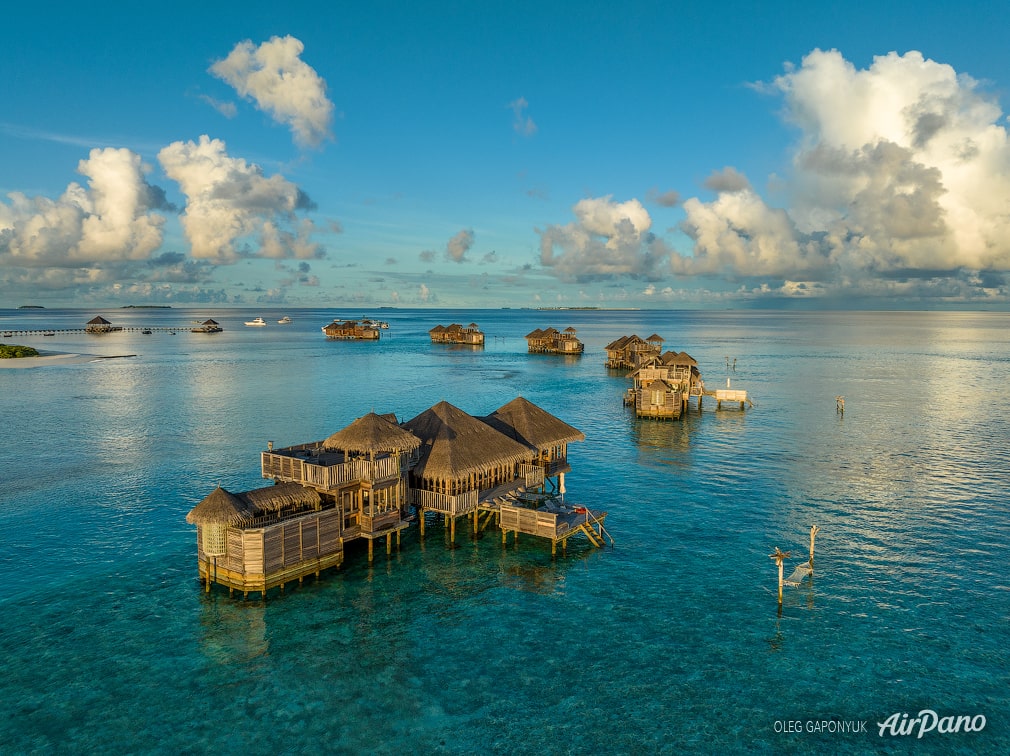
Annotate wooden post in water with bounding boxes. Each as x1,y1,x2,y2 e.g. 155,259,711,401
419,509,425,539
769,547,791,605
836,396,845,416
809,525,820,568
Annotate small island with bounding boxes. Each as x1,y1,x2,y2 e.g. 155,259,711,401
0,344,40,358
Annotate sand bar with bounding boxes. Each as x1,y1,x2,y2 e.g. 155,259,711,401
0,351,135,369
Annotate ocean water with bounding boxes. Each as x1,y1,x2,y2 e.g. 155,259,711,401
0,307,1007,755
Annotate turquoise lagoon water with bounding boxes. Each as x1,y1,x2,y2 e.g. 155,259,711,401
0,308,1007,754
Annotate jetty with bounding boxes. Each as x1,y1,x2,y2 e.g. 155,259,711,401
429,323,485,346
1,314,207,337
321,319,381,340
525,327,584,355
187,397,610,598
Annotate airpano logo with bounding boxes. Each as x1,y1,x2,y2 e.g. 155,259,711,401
877,709,986,739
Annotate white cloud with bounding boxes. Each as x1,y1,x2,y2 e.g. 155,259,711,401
672,49,1010,296
0,147,166,267
538,196,662,281
509,97,537,137
446,228,475,262
157,135,320,261
210,35,334,148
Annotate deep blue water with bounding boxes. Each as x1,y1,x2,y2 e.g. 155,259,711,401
0,308,1007,754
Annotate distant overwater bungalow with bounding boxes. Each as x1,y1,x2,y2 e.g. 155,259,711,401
428,322,484,345
186,397,609,598
525,326,584,355
604,333,664,369
624,350,705,419
322,319,381,340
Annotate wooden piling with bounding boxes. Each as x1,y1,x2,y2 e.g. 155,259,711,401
769,547,790,605
809,525,820,568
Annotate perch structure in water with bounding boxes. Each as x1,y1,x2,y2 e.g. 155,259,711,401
186,396,610,599
772,525,821,603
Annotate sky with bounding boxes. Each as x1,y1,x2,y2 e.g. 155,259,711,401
3,0,1010,310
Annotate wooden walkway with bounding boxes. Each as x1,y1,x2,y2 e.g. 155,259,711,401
2,327,182,336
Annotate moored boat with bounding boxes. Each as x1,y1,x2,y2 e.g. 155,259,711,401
244,317,267,327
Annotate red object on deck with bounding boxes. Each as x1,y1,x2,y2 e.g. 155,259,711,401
574,506,588,514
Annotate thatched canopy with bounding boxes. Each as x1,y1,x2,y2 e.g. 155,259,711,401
202,319,219,326
401,400,533,483
647,333,664,343
186,482,321,526
482,396,585,450
525,328,544,339
429,324,446,334
87,315,111,325
186,485,252,525
323,411,421,454
242,482,321,514
564,326,577,334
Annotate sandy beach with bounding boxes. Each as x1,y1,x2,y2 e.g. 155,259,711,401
0,351,131,368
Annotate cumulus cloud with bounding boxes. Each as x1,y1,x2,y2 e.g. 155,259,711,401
158,135,321,262
446,228,475,262
671,48,1010,298
0,147,167,267
509,97,537,137
647,188,681,207
210,35,334,148
538,196,663,282
703,167,751,193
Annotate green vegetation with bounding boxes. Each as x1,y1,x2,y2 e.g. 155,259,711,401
0,344,40,358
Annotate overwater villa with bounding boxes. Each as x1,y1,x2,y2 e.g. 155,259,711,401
322,319,381,340
604,333,664,369
429,323,485,345
191,319,222,333
85,316,120,333
525,327,584,355
624,350,705,419
187,397,609,598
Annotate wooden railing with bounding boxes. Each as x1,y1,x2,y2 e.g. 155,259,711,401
261,452,403,489
499,503,564,538
409,488,478,516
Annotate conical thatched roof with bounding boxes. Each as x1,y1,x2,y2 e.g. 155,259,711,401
647,333,664,343
401,400,533,482
429,324,446,334
87,315,111,325
202,319,219,326
186,485,252,525
563,326,577,333
526,328,544,339
323,411,421,453
482,396,585,450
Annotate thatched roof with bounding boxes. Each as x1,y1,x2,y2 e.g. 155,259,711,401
323,411,421,453
429,324,446,334
563,326,577,333
482,396,585,450
241,482,321,514
526,328,544,339
186,485,252,525
401,400,533,482
647,333,664,343
643,378,676,392
186,482,322,526
202,319,219,325
87,315,111,325
660,350,697,366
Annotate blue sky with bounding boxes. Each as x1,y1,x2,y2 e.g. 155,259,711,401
3,1,1010,309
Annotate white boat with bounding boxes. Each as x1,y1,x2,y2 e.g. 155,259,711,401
277,316,292,324
244,317,267,327
361,318,390,329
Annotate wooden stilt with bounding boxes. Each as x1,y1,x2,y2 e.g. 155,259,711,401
770,547,790,605
368,539,374,562
396,529,401,549
502,527,507,545
450,517,456,544
551,540,557,556
419,509,426,538
386,532,392,555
